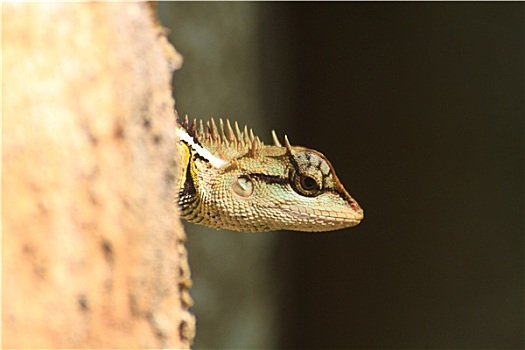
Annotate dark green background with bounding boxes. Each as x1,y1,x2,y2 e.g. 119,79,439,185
160,2,523,348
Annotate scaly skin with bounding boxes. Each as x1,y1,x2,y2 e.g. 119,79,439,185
177,116,363,232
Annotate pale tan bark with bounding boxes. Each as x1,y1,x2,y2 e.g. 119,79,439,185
2,2,194,348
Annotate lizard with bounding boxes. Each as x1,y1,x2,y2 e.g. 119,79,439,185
176,116,364,232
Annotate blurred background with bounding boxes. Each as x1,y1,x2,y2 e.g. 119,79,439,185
158,3,523,349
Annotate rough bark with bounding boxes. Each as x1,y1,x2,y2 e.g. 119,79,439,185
3,2,194,348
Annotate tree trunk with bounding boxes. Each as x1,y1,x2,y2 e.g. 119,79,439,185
3,2,194,348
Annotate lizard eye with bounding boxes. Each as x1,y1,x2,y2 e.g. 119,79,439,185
301,175,318,191
231,176,254,198
291,172,322,197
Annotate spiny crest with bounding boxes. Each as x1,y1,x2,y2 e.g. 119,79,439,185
181,115,292,154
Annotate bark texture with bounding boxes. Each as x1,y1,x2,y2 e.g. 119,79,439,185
3,2,194,348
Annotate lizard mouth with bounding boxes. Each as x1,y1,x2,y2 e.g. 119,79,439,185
279,205,364,231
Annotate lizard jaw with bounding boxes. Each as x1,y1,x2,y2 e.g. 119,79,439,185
277,205,364,232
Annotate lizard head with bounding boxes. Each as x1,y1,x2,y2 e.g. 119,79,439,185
178,117,364,232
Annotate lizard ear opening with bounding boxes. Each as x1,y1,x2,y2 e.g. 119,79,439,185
231,176,254,198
